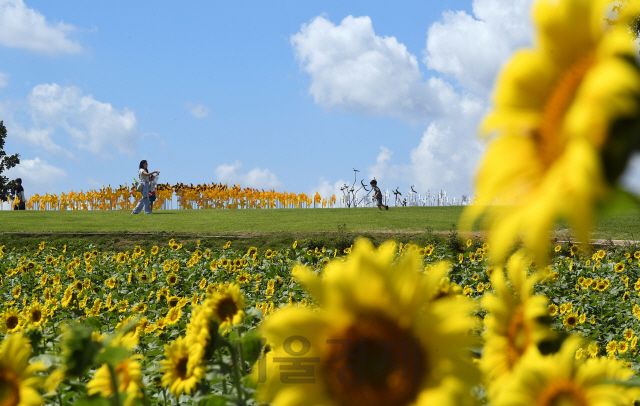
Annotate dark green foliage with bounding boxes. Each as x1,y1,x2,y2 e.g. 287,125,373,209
0,121,20,202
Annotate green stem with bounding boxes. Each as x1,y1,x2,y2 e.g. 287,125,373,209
141,388,149,406
224,341,244,404
106,364,122,406
162,388,168,406
56,390,64,406
217,348,228,395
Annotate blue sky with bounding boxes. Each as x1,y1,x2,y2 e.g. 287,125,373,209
0,0,562,207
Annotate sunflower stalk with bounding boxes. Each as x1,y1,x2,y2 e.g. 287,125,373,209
106,363,122,406
222,339,244,404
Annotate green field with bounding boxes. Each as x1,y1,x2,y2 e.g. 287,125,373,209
1,206,639,252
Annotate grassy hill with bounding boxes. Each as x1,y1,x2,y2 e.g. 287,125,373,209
1,206,639,252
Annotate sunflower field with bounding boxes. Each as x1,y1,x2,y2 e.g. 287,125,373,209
0,236,639,406
6,0,640,405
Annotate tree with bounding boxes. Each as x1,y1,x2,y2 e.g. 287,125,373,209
0,121,20,203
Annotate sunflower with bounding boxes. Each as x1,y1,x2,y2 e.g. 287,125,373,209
0,334,45,406
618,341,629,354
0,308,22,333
151,246,159,255
166,273,178,286
159,336,205,397
615,262,625,273
167,296,180,308
166,307,182,326
73,280,84,294
606,341,618,355
62,285,74,308
481,252,553,398
12,285,21,299
493,337,640,406
587,342,599,358
461,0,640,265
87,354,144,405
208,283,245,328
26,303,46,327
247,247,258,257
562,313,578,329
105,277,116,289
255,239,478,406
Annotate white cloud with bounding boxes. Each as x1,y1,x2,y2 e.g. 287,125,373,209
187,103,210,119
291,15,455,124
21,83,138,156
5,157,67,194
0,72,7,88
311,177,347,200
292,1,534,197
0,0,82,55
214,161,282,189
423,0,534,95
621,154,640,194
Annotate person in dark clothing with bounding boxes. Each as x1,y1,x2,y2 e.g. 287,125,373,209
13,178,25,210
370,179,388,210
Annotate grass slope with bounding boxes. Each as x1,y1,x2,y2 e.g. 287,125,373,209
0,206,463,234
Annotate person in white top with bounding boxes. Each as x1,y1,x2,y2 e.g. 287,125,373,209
132,160,159,214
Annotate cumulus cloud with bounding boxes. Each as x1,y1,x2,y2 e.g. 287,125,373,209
186,102,210,119
5,157,67,193
0,0,82,55
311,177,348,200
214,161,282,189
291,15,458,124
0,72,7,88
291,1,534,197
17,83,138,157
423,0,534,95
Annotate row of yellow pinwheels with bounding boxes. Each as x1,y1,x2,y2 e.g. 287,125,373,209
6,183,337,210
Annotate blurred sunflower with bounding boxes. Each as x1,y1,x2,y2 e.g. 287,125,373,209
208,283,245,328
87,354,144,406
12,285,21,299
255,239,478,406
481,253,553,398
493,337,640,406
166,273,178,286
0,308,22,333
462,0,640,265
0,334,45,406
160,336,205,397
26,303,46,327
166,307,182,326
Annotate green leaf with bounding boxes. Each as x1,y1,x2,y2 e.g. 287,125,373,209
203,394,233,406
241,330,264,366
70,396,111,406
95,346,129,368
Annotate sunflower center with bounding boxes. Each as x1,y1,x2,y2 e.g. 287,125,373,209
216,298,238,321
176,356,189,380
536,54,595,168
506,307,530,368
536,379,587,406
5,316,18,331
0,370,20,406
31,310,42,323
322,314,424,406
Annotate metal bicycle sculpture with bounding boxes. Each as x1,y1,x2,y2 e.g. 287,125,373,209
339,169,472,207
340,169,374,208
